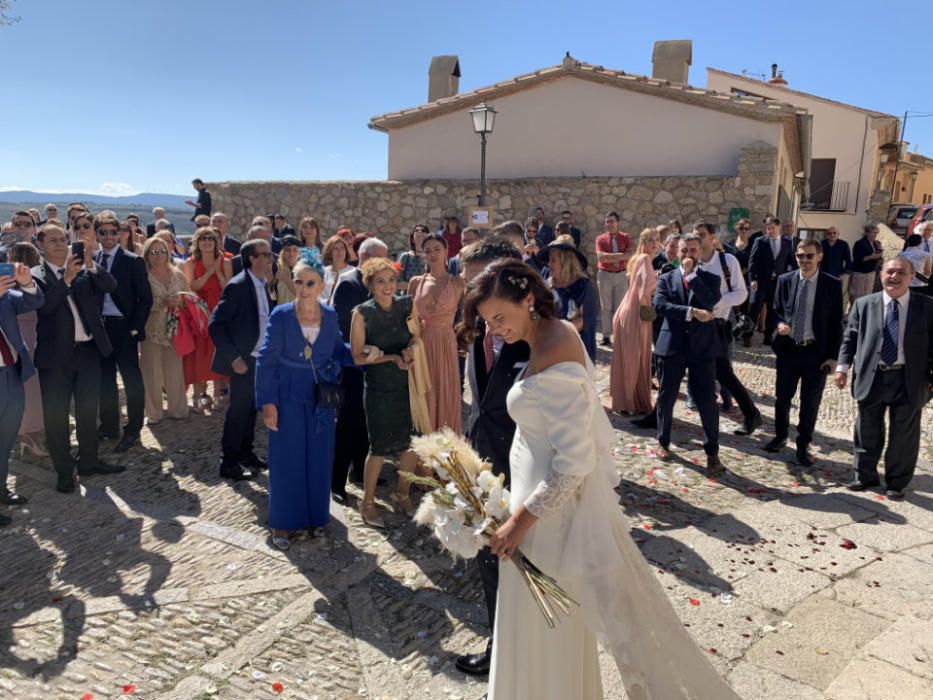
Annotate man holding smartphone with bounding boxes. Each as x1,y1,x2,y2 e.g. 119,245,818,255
32,224,125,494
763,239,843,466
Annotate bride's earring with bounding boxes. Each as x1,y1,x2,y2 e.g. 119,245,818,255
529,304,539,321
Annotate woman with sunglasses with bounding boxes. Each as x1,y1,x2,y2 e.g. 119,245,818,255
271,236,303,305
183,227,233,413
140,237,190,424
256,248,353,550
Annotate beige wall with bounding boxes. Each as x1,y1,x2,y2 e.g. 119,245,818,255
707,70,892,241
909,161,933,205
385,76,783,180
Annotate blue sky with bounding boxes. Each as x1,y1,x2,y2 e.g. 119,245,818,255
3,0,930,195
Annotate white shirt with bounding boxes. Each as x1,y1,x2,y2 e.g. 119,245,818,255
881,290,909,367
0,285,38,367
97,247,123,317
248,270,270,357
47,261,93,343
698,251,748,320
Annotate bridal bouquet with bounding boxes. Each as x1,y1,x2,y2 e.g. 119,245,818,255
409,429,578,628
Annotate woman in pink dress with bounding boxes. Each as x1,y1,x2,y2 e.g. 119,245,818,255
610,228,662,415
182,227,233,413
408,233,465,433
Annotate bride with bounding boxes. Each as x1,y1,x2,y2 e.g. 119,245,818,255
462,259,740,700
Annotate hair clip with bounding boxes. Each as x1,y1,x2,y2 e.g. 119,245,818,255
507,275,528,290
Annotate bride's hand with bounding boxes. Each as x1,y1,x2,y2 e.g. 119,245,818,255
490,515,531,560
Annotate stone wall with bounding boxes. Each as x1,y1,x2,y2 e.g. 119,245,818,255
210,143,777,266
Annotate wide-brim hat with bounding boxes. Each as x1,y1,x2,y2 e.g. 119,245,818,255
546,234,588,270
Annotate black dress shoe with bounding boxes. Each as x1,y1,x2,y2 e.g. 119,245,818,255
0,491,28,507
0,511,11,527
77,461,127,476
846,479,879,492
795,450,816,467
601,336,612,347
885,489,905,501
631,413,657,429
762,334,773,346
56,476,77,494
241,453,268,471
114,434,139,453
97,427,119,441
455,643,491,676
220,463,256,481
763,437,787,453
734,411,763,436
331,491,349,506
707,453,725,475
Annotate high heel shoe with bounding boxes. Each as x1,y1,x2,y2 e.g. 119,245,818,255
19,433,49,458
359,501,386,529
390,492,416,517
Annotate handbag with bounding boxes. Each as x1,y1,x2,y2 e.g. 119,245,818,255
638,304,656,322
306,342,345,409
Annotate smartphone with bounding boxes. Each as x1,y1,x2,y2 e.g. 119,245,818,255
71,241,85,261
0,262,14,277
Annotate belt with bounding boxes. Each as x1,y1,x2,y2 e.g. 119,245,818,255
599,268,624,274
795,339,816,347
877,364,904,372
74,339,95,348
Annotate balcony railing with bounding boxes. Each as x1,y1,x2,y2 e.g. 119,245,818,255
801,180,850,212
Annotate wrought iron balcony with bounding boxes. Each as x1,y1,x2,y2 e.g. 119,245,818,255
801,180,850,212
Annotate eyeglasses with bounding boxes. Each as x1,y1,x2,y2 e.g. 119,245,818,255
148,249,168,256
75,222,93,230
12,220,34,228
255,251,274,258
295,279,319,288
98,228,119,237
795,252,817,260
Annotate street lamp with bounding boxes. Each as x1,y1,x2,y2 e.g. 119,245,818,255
470,103,497,206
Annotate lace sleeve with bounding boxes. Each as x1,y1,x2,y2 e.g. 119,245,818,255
524,472,584,519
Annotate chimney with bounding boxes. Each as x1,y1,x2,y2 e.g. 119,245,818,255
769,63,788,86
428,55,461,102
651,40,692,84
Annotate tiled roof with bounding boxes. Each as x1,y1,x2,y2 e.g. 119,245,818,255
706,68,896,120
368,56,808,132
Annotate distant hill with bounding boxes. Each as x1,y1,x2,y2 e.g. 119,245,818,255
0,190,188,208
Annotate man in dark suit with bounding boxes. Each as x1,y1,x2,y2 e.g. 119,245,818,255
145,207,175,238
455,236,527,677
0,262,44,522
32,225,126,493
209,239,275,481
533,207,554,248
94,212,153,452
185,178,212,222
272,215,296,239
765,239,844,465
653,234,724,472
748,216,796,345
330,237,388,502
836,257,933,499
210,212,241,255
558,210,583,248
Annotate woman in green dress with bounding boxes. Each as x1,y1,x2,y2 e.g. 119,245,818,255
350,258,419,528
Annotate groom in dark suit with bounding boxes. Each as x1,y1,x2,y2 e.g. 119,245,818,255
653,234,724,472
209,239,275,481
765,239,844,465
455,236,527,677
748,216,796,344
836,257,933,499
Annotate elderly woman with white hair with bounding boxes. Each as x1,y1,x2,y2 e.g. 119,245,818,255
256,248,353,550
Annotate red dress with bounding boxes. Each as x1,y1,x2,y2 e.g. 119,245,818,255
183,259,226,385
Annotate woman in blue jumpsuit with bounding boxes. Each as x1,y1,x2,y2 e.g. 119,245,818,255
256,249,353,550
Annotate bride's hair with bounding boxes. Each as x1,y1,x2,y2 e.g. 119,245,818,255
458,259,556,348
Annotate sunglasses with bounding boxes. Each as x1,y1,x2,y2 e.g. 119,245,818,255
295,279,319,288
199,236,217,242
255,251,274,259
148,249,168,256
795,252,817,260
75,222,93,230
737,226,750,231
13,220,34,228
98,229,119,237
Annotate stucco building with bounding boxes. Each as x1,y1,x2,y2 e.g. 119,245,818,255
706,67,900,240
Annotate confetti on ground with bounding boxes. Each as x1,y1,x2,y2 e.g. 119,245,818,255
272,682,284,693
689,598,700,606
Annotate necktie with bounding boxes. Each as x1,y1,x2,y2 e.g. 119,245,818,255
101,252,110,269
792,279,808,343
880,299,899,366
483,326,496,373
924,239,930,254
0,330,14,366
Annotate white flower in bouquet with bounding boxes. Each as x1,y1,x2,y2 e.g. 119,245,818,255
484,484,510,520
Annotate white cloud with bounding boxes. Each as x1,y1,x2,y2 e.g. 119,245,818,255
98,182,139,197
295,147,303,153
0,185,26,191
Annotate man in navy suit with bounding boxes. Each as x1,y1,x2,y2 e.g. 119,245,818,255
748,216,796,345
0,262,44,524
765,239,843,465
94,212,153,452
330,237,388,501
653,234,724,472
211,212,241,256
209,239,275,481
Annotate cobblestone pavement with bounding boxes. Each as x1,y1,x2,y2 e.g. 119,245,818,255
2,342,932,700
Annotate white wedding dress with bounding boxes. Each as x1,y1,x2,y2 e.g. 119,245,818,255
488,358,741,700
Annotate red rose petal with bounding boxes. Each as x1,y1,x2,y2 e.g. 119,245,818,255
839,539,857,550
689,598,700,606
791,481,800,487
642,523,652,530
875,495,886,501
82,695,94,700
272,682,284,693
122,684,137,694
681,487,689,493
